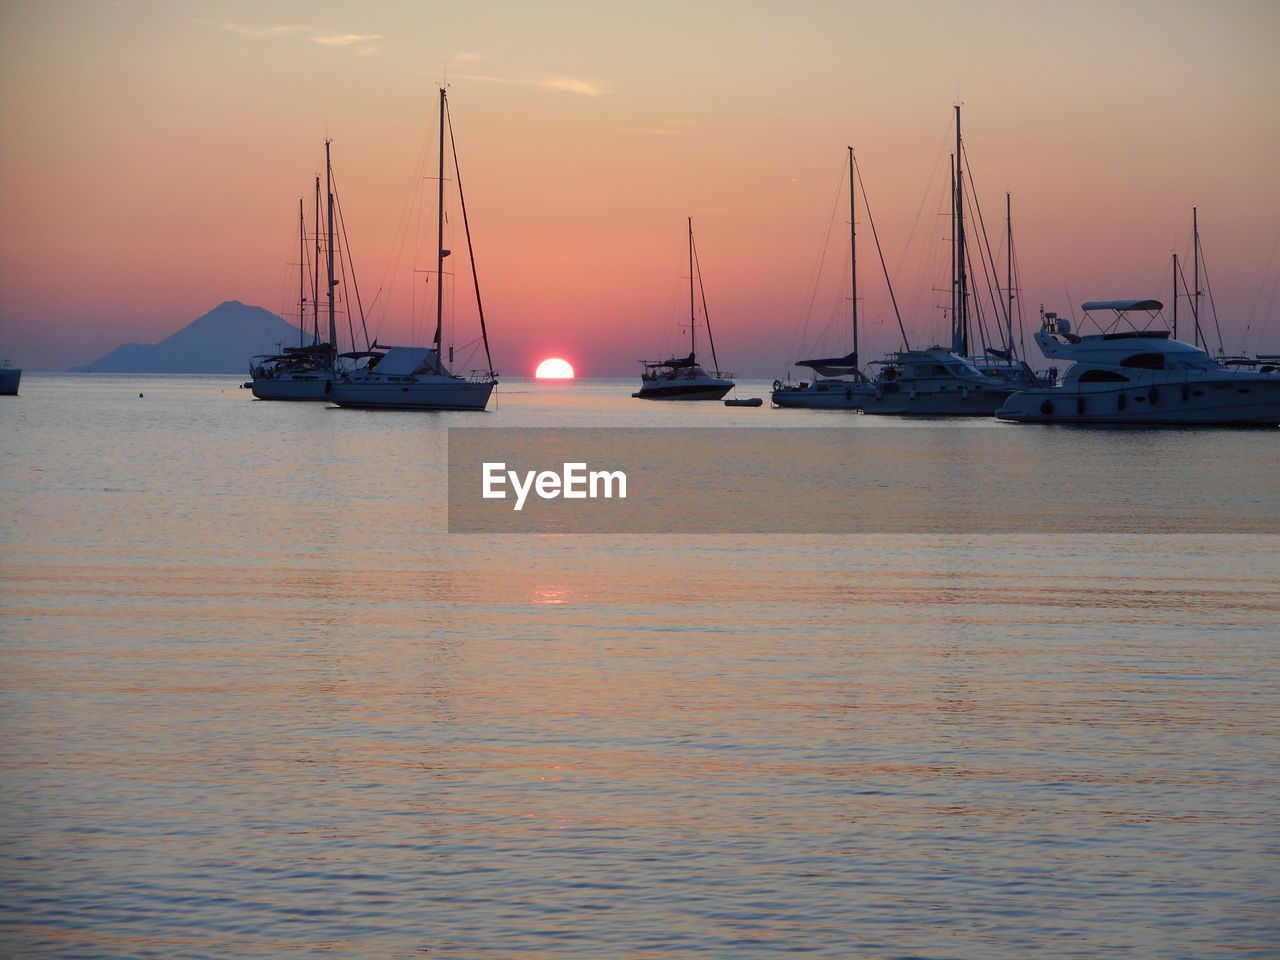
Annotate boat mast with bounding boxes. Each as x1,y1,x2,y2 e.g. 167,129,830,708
434,87,448,356
1192,206,1201,349
848,146,858,361
326,140,337,363
950,153,956,347
954,105,968,356
1006,192,1014,357
688,216,696,359
1172,252,1178,341
312,176,321,347
298,196,305,347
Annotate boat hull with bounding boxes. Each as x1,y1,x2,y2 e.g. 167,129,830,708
632,380,733,401
249,375,332,401
998,380,1280,426
329,378,494,411
772,381,875,409
859,385,1013,416
0,368,20,396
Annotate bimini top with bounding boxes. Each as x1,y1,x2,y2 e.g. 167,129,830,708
371,346,442,376
1081,299,1163,313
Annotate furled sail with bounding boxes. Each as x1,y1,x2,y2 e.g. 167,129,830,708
796,351,859,376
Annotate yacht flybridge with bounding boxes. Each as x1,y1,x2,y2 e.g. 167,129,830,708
329,87,497,412
997,300,1280,425
633,218,735,401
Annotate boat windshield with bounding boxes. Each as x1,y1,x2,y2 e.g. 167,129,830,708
1165,352,1223,372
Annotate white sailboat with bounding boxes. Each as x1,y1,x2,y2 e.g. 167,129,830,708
773,147,876,410
329,88,496,411
633,218,735,401
250,147,345,401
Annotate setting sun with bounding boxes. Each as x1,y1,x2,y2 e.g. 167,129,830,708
535,357,575,379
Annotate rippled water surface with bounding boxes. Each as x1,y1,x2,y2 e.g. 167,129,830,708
2,375,1278,958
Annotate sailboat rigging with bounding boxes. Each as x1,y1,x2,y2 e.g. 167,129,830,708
772,147,879,409
248,140,377,400
632,218,735,401
329,87,498,411
858,105,1041,416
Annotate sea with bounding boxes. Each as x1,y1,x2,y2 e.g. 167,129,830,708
1,373,1277,959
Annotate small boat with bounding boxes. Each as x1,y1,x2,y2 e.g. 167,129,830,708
997,301,1280,425
724,396,763,407
633,218,735,401
330,88,497,411
0,360,20,396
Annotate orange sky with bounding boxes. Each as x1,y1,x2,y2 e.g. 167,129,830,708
2,0,1278,374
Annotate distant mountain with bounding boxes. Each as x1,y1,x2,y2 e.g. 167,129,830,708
69,301,309,373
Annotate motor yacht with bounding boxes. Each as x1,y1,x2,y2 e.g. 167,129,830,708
997,300,1280,425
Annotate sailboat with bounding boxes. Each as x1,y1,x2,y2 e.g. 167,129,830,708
773,147,877,409
250,147,343,401
329,88,497,411
633,218,735,401
859,106,1036,416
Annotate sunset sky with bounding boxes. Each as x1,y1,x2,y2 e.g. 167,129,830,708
2,0,1278,375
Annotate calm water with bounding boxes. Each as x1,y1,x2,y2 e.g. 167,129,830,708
1,374,1277,958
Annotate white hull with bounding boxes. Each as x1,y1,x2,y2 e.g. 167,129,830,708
0,368,20,396
860,384,1014,416
330,377,494,411
249,374,332,401
998,379,1280,426
772,380,875,409
1005,306,1280,426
